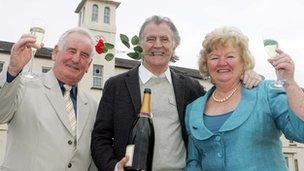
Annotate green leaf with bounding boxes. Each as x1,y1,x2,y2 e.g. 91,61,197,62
104,43,114,49
127,52,141,60
131,35,139,45
103,48,108,53
120,34,130,48
136,51,143,59
133,46,143,53
105,53,114,61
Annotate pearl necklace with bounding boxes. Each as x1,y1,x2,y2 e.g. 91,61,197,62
212,84,240,103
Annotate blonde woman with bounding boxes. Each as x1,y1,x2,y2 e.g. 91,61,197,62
185,26,304,171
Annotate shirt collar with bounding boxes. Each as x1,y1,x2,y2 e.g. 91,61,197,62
139,63,172,84
57,80,78,97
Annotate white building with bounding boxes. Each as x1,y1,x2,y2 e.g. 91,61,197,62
0,0,303,170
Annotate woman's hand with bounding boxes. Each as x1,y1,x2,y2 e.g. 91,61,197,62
268,48,295,85
268,49,304,120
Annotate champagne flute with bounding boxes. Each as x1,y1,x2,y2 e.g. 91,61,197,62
22,26,45,79
262,34,284,88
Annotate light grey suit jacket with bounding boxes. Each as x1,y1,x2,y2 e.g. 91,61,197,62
0,69,98,171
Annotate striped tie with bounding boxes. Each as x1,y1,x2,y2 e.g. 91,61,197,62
63,85,77,138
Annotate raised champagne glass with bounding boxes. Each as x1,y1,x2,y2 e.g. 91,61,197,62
263,35,284,88
22,26,45,79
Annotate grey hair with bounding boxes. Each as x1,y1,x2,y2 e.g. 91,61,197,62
56,27,95,57
139,15,180,62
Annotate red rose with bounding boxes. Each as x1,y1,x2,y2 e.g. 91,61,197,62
95,39,105,54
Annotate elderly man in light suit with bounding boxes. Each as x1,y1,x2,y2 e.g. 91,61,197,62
0,27,97,171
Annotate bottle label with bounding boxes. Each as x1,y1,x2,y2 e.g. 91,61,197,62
125,144,135,167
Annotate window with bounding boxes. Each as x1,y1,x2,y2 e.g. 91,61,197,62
284,153,299,170
78,11,82,26
93,64,103,89
295,159,299,171
104,7,110,24
0,61,4,73
285,157,289,168
82,7,85,23
42,66,52,73
91,4,98,22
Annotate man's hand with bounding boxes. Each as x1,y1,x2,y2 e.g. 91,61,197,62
8,34,41,76
117,156,129,171
241,70,262,89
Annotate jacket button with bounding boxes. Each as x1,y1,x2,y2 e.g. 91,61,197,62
215,136,221,142
68,140,73,145
68,163,72,168
217,152,223,158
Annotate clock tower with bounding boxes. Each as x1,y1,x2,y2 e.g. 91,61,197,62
75,0,120,98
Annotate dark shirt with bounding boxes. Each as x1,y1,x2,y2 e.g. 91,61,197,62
58,80,78,116
6,71,17,83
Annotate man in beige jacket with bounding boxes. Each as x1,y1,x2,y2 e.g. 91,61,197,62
0,27,97,171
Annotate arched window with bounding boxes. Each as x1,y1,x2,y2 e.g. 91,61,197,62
0,61,4,73
92,4,98,22
82,7,85,23
78,11,82,26
104,7,110,24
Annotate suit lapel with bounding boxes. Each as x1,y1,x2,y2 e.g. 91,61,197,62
76,90,89,141
171,69,186,121
125,67,141,115
42,71,75,136
187,95,214,140
188,86,258,140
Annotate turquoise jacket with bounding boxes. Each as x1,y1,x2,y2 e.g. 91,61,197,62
185,81,304,171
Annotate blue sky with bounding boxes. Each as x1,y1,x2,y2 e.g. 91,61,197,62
1,0,303,85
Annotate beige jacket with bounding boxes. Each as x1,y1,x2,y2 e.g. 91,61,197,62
0,69,98,171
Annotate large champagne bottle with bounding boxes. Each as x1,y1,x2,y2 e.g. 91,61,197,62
125,88,155,171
